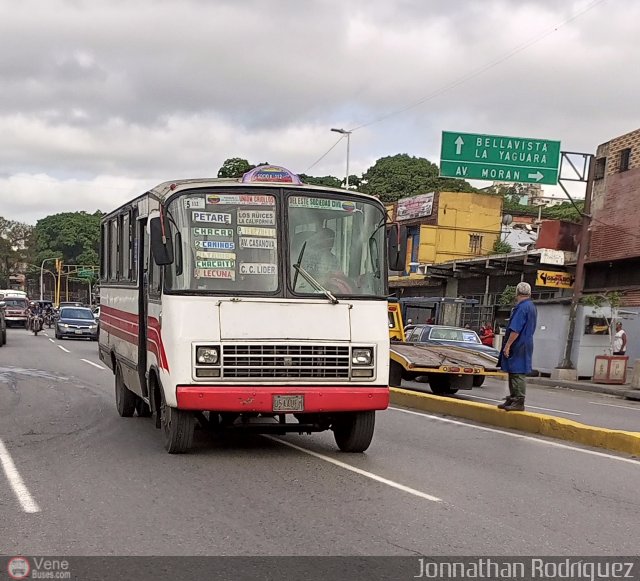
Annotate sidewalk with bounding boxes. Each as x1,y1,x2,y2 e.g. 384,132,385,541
528,376,640,401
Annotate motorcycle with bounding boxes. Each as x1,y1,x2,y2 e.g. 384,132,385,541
32,314,43,336
44,311,54,329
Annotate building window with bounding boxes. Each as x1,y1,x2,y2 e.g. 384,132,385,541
469,234,483,255
619,148,631,172
594,157,606,180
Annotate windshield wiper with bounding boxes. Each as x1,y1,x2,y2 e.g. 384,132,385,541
292,239,339,304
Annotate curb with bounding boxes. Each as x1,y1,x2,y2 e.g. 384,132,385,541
390,387,640,457
527,377,630,397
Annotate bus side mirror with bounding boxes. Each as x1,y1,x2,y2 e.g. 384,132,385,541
387,224,407,272
150,216,174,266
0,301,5,310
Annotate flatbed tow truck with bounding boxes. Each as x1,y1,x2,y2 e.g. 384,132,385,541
388,302,505,395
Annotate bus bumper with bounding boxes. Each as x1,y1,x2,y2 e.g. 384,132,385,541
176,386,389,413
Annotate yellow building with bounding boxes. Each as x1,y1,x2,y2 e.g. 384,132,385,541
388,191,503,278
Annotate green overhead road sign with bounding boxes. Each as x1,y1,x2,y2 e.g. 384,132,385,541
440,131,561,185
78,269,94,278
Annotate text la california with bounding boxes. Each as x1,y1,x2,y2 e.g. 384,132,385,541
414,558,636,580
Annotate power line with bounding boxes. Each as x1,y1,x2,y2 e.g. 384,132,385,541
305,135,346,173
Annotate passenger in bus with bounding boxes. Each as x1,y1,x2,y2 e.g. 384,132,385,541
305,227,340,277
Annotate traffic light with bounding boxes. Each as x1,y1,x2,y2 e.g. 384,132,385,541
56,259,63,273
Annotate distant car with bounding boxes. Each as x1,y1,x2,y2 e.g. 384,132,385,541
3,297,29,328
405,324,500,359
55,306,99,341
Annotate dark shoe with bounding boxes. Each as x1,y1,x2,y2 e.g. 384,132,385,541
504,397,525,412
497,396,513,410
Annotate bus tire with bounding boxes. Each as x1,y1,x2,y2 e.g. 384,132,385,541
135,397,152,418
115,364,136,417
389,361,403,387
333,411,375,453
472,375,485,387
160,390,194,454
429,374,459,395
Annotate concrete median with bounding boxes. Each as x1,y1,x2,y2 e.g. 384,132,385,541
390,387,640,457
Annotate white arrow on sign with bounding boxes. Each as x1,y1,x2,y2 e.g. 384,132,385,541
528,171,544,181
454,136,464,155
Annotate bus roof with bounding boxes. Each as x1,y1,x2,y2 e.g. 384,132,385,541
102,171,383,221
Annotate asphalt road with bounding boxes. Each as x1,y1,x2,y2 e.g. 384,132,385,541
1,327,640,556
402,376,640,433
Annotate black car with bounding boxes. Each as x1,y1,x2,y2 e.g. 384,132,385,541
55,306,99,340
405,324,500,359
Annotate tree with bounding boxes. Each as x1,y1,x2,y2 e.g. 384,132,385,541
34,212,102,267
544,201,584,223
217,158,255,178
491,239,513,254
0,217,34,287
360,154,476,203
298,174,343,189
498,285,517,307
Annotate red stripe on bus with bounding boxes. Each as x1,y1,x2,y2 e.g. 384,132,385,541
101,305,138,324
101,312,138,335
100,306,169,371
101,321,139,344
147,316,170,371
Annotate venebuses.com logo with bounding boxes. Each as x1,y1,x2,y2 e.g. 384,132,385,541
7,557,71,580
7,557,30,580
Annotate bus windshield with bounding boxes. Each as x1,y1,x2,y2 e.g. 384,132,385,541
165,189,386,297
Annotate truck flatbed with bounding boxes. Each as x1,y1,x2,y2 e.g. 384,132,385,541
390,342,502,374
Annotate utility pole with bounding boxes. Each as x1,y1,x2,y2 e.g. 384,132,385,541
558,154,595,374
330,128,352,189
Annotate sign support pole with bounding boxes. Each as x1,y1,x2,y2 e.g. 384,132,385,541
558,154,595,372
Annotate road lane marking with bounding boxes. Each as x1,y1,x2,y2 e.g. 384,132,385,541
463,394,581,416
81,359,105,370
390,406,640,466
58,345,70,353
265,436,442,503
0,438,40,513
589,401,640,412
49,338,55,343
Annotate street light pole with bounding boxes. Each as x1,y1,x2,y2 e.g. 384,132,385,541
40,258,56,301
331,128,352,189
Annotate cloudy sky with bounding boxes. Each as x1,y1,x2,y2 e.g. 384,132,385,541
1,0,636,224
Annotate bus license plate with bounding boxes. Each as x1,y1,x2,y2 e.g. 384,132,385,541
272,395,304,412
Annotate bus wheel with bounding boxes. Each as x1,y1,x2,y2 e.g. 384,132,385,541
428,374,459,395
115,364,136,417
333,411,375,453
389,361,403,388
135,397,152,418
160,390,194,454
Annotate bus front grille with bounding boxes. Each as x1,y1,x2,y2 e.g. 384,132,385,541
222,344,350,379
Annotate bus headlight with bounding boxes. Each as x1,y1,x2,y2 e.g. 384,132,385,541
196,346,220,365
352,348,373,366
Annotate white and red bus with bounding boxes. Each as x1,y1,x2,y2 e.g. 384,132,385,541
99,165,404,453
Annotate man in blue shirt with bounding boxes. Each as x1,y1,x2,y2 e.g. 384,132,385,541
497,282,537,412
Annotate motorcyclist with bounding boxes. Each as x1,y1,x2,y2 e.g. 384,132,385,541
27,301,43,331
43,303,55,327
